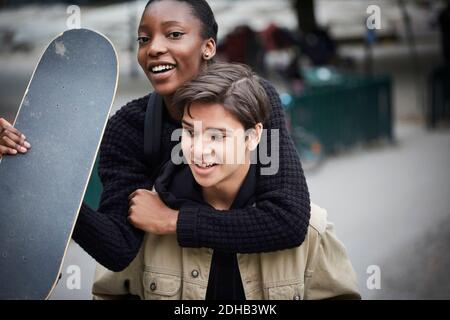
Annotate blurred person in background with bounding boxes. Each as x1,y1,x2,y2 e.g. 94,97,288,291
439,0,450,64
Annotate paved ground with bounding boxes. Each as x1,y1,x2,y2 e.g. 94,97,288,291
306,123,450,299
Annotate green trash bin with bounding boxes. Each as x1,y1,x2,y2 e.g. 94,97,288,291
287,67,393,155
83,156,102,211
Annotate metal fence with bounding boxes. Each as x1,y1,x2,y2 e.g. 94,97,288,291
285,70,393,154
428,65,450,129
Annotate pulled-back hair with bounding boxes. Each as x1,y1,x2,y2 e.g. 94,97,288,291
145,0,218,43
172,63,270,130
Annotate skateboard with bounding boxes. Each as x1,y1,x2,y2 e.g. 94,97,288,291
0,28,118,300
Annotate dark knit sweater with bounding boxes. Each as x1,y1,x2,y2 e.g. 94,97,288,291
72,79,311,272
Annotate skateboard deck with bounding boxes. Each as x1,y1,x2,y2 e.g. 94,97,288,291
0,28,118,300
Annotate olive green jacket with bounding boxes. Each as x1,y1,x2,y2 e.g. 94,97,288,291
92,202,360,300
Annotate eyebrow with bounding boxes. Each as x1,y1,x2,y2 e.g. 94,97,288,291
161,21,184,27
137,25,147,33
182,120,193,127
206,127,229,134
182,120,231,134
138,21,184,32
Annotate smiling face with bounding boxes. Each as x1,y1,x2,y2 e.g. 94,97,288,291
181,101,261,189
137,0,216,97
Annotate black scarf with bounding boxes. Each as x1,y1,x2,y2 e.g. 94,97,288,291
154,161,256,211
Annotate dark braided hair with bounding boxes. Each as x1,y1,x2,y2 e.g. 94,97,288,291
145,0,218,43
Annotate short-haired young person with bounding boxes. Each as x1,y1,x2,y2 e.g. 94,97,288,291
93,63,360,300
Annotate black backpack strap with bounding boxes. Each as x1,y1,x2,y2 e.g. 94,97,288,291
144,92,163,172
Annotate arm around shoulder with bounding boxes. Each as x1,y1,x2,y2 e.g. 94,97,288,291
73,97,152,271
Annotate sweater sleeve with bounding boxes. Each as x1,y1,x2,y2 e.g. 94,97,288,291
72,96,151,272
177,80,311,253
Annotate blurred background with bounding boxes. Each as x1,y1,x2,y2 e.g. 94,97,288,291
0,0,449,300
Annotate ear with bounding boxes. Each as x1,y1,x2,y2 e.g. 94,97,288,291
246,123,263,152
202,38,217,61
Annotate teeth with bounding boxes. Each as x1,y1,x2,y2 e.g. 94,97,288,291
151,65,175,73
196,163,216,168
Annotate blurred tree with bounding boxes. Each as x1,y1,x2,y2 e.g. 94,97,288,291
439,0,450,64
292,0,337,66
292,0,317,35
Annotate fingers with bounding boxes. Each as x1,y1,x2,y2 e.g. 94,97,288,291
0,118,20,136
2,124,21,137
0,144,18,156
128,189,155,201
127,189,155,228
1,135,28,153
128,189,144,206
128,190,137,201
127,205,141,228
0,117,11,131
3,129,29,150
0,118,31,156
127,207,134,223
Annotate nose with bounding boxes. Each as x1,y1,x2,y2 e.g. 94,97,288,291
146,35,167,57
192,136,214,164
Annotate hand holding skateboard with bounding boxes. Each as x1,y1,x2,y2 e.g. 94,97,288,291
0,117,31,157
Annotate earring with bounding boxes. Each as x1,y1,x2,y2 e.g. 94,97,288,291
204,52,210,59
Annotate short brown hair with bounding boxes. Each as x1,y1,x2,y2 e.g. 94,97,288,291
172,62,270,129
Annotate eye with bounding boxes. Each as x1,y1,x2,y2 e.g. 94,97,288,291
137,36,149,45
183,128,194,137
168,31,185,39
211,133,225,142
